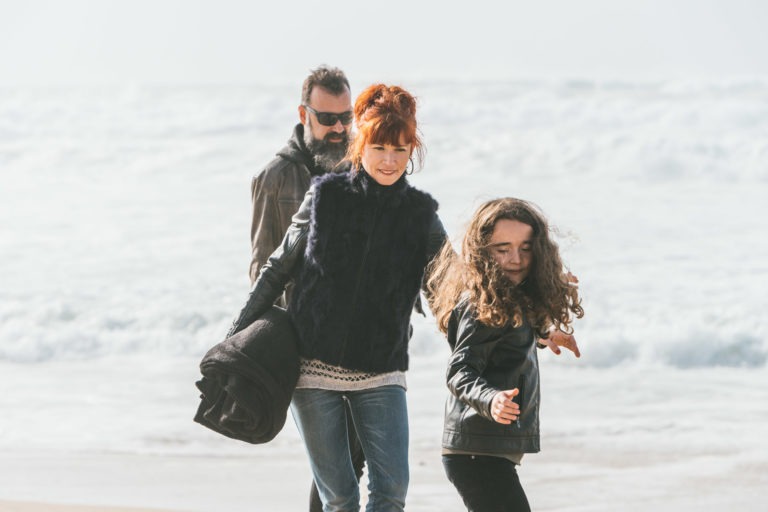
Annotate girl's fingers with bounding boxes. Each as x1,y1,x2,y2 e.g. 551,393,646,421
492,389,521,423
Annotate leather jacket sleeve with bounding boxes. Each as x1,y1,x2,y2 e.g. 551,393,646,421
415,214,449,315
228,186,313,337
446,305,506,422
426,214,449,266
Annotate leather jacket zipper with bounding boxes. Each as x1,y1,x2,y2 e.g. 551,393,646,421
514,374,525,429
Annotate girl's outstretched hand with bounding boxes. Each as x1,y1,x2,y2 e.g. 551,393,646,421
491,388,520,424
541,329,581,357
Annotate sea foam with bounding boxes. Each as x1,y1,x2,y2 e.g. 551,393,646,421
1,81,766,366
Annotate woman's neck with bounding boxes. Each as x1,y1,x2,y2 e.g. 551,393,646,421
356,167,407,195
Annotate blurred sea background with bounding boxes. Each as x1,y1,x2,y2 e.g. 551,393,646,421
3,80,766,368
1,80,767,511
2,1,768,510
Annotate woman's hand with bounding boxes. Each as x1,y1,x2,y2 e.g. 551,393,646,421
541,329,581,357
491,389,520,424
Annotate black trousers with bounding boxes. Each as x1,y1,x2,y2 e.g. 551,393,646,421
308,399,366,512
442,454,531,512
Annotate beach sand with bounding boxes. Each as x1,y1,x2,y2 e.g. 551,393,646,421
2,356,768,511
0,502,184,512
0,448,463,511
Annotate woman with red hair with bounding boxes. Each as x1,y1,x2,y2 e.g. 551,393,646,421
227,83,447,511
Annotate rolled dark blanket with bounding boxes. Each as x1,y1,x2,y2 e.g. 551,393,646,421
194,306,300,444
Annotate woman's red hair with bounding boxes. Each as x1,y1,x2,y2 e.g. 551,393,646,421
347,84,425,169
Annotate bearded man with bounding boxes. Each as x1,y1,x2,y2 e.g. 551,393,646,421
249,66,353,296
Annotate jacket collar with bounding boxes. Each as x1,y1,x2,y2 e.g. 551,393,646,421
352,167,409,200
277,124,324,176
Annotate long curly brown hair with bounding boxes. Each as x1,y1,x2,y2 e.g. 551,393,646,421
427,197,584,335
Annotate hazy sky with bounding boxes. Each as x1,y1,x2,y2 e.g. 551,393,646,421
1,0,767,85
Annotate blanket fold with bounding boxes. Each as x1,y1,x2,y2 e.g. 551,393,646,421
194,306,299,444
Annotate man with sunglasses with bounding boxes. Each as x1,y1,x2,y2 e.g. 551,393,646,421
249,65,354,287
247,65,363,512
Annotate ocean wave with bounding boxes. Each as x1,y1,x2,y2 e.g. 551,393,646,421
0,298,233,363
2,81,766,368
410,327,768,370
655,333,767,368
4,300,763,368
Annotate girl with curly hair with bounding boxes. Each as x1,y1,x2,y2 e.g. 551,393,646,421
427,197,584,511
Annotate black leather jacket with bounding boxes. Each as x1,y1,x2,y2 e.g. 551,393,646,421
228,182,447,345
443,298,542,455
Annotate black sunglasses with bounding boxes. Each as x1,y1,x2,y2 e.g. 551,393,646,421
304,105,354,126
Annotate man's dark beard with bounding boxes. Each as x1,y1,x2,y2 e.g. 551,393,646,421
304,125,349,174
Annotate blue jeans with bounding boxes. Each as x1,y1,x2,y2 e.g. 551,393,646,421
291,386,409,512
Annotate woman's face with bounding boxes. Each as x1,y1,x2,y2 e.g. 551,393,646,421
488,219,534,285
361,135,412,186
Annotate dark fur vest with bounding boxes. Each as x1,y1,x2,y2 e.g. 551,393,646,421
288,170,439,373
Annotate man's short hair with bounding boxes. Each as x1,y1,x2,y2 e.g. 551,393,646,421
301,66,350,105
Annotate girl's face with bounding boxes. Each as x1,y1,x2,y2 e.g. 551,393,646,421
361,135,412,186
488,219,534,285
